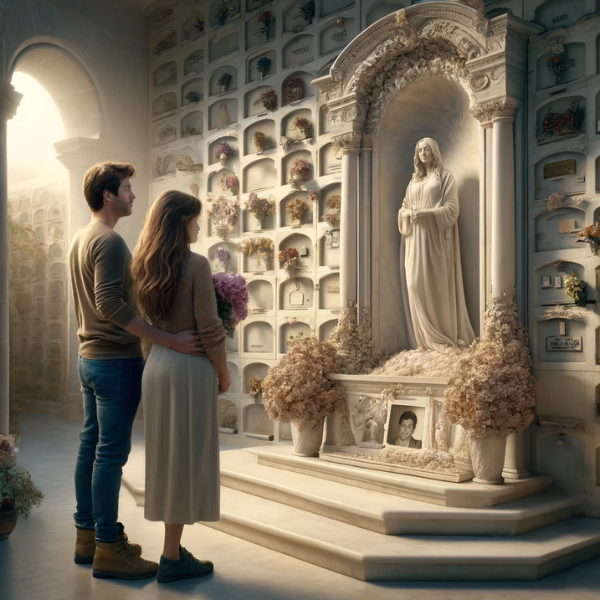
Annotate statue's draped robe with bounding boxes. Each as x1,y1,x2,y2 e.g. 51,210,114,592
398,169,475,352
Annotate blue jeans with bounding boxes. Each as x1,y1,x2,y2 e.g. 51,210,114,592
73,356,144,542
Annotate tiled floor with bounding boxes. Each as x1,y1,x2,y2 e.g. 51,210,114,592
2,412,600,600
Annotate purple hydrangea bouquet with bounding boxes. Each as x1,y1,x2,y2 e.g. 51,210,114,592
213,272,249,337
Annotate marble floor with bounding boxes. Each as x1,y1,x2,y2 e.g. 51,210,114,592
2,412,600,600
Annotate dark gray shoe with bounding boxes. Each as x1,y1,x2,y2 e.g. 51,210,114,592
157,545,213,583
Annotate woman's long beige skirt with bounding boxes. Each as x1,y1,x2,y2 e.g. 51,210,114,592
142,343,220,524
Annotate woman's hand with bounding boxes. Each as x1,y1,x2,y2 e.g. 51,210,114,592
410,208,432,222
218,370,232,394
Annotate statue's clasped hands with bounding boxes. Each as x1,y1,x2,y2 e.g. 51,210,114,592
410,208,432,222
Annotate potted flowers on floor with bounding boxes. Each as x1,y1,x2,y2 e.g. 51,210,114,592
0,435,44,540
263,335,346,456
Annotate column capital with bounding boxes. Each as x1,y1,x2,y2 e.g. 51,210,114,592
470,96,519,125
0,83,23,121
333,132,362,155
53,137,102,171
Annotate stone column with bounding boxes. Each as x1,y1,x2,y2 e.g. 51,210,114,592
336,134,361,308
54,137,101,402
0,83,23,434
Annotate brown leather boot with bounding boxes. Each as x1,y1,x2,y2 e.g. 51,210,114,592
93,538,158,580
74,526,142,564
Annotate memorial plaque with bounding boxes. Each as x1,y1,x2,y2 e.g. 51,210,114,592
546,336,582,352
543,159,575,180
558,219,575,234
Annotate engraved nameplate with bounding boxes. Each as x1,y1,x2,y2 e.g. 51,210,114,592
558,219,575,234
543,159,575,179
546,336,582,352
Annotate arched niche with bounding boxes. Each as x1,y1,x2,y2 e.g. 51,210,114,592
209,31,239,63
244,119,275,155
31,342,43,361
536,42,586,90
279,276,314,310
153,61,177,88
184,49,204,77
153,27,177,57
319,143,342,176
534,0,586,31
208,135,238,166
537,433,585,491
48,223,64,240
18,211,29,224
319,183,342,218
32,300,45,317
207,241,239,273
367,0,406,26
282,108,312,139
181,110,203,138
181,78,203,106
209,65,238,96
279,190,312,227
319,319,337,341
536,96,586,145
209,0,241,27
242,362,270,393
279,233,313,270
34,226,44,243
48,298,65,317
282,149,313,186
244,85,277,117
48,342,61,362
319,18,354,56
227,328,239,354
319,273,340,309
48,202,61,220
248,279,274,312
534,151,585,200
208,168,236,195
49,243,63,259
33,208,45,223
242,239,275,272
243,158,277,193
283,0,315,33
181,11,205,45
219,398,238,429
536,318,586,363
153,151,175,179
279,321,311,352
49,322,62,340
282,35,315,69
227,361,240,394
320,106,331,135
50,262,65,279
245,11,276,51
535,261,585,307
243,195,276,232
243,321,274,353
243,404,274,435
152,121,177,147
282,71,314,106
247,48,277,84
534,206,585,252
32,321,44,339
209,98,238,130
318,229,341,268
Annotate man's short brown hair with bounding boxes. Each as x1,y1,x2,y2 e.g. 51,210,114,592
83,162,136,212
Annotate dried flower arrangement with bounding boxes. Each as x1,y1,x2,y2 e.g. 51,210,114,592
262,335,346,430
253,131,269,153
217,73,232,88
288,158,311,185
538,102,585,142
238,237,274,268
256,56,272,78
564,271,586,306
176,155,203,172
219,398,238,429
293,116,311,138
547,192,565,211
225,174,239,194
285,77,304,104
577,220,600,253
444,289,536,439
161,97,177,113
299,0,315,23
212,273,249,337
211,247,231,272
208,195,239,239
257,12,272,40
547,41,575,86
246,193,276,226
158,124,177,141
307,189,318,203
278,247,299,278
554,260,564,272
185,90,201,103
214,141,235,164
286,197,309,224
249,376,263,399
321,194,341,227
253,88,278,112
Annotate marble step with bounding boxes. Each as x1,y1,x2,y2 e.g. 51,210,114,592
203,487,600,582
249,446,553,508
220,449,583,536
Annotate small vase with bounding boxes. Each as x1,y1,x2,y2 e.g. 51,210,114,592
221,259,230,273
220,85,227,93
469,434,507,485
291,420,324,456
0,509,18,541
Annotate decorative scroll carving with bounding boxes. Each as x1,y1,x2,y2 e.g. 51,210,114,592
332,132,362,152
470,95,518,123
536,307,585,322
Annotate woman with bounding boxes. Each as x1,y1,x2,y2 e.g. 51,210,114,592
131,190,231,583
398,137,475,352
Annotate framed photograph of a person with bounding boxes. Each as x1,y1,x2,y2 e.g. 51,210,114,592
384,401,428,450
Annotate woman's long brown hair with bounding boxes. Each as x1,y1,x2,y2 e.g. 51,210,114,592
131,190,201,323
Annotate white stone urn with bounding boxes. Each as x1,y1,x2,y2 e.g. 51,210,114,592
469,434,507,485
291,419,324,457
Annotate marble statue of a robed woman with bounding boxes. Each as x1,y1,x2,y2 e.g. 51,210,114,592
398,137,475,352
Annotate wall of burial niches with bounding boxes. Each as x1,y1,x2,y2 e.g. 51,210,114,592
147,0,384,442
527,9,600,495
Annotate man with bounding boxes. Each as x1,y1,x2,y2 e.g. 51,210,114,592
69,162,202,580
393,410,422,449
